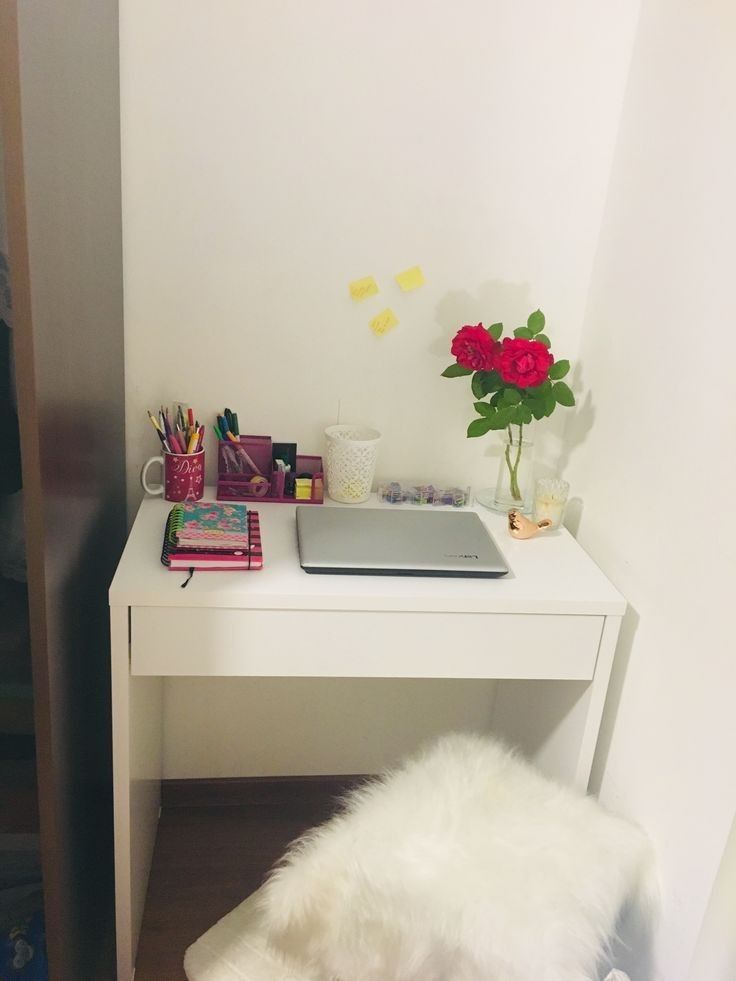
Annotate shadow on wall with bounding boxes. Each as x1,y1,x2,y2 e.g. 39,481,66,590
609,886,658,981
556,361,596,475
430,279,533,360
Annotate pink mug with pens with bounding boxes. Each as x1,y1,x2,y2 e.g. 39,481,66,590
141,449,205,502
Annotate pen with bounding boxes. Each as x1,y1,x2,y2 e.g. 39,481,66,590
148,410,163,435
153,426,169,452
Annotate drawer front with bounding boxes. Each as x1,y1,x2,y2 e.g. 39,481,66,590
131,607,603,680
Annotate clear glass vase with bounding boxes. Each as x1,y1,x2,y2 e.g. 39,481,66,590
493,424,534,511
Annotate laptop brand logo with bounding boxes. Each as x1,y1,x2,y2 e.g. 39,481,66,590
445,553,478,559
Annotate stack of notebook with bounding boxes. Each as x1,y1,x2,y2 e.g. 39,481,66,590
161,501,263,571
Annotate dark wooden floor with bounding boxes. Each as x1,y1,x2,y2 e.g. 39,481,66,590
135,778,363,981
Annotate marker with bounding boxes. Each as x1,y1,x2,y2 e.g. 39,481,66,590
168,432,184,454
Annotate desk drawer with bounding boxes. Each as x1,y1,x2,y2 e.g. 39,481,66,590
130,608,603,680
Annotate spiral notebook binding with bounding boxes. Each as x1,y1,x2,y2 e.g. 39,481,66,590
167,503,186,544
161,507,178,567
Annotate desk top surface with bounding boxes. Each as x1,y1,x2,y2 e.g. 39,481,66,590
109,491,625,615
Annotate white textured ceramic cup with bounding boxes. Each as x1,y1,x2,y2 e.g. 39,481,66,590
324,425,381,503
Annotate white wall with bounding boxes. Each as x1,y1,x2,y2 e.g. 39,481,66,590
564,1,736,977
120,0,639,500
119,0,639,777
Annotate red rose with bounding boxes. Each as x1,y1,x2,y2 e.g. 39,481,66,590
497,337,553,388
451,324,498,371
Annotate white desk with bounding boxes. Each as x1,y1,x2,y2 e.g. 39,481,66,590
109,491,625,979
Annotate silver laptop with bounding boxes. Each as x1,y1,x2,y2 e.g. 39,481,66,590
296,506,508,578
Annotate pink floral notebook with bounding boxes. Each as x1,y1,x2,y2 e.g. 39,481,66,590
171,501,250,549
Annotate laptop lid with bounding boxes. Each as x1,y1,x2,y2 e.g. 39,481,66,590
296,506,509,578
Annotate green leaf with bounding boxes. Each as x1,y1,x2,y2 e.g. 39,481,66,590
502,388,521,405
544,393,556,416
526,398,546,421
548,359,570,380
467,417,495,438
535,333,551,348
473,401,494,417
490,391,504,407
518,403,533,425
552,381,575,406
527,309,545,334
488,322,503,341
472,370,504,397
441,363,472,377
488,409,512,430
509,404,533,426
486,371,505,393
513,327,533,339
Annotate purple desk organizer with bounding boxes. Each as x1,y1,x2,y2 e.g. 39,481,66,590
216,436,324,504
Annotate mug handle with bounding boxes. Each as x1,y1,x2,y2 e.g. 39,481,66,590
140,455,165,495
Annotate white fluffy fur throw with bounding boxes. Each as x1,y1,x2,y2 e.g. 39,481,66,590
185,733,656,981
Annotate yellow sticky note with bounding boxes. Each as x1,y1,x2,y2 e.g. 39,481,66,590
395,265,425,291
369,308,399,336
349,276,379,301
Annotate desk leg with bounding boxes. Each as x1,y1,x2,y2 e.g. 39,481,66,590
111,606,163,979
572,614,621,790
491,615,622,792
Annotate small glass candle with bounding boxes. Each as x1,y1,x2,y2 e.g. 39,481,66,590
533,477,570,530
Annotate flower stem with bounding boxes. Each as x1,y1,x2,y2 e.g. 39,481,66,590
505,424,524,501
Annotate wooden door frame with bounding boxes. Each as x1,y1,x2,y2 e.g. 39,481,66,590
0,2,125,975
0,4,63,971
